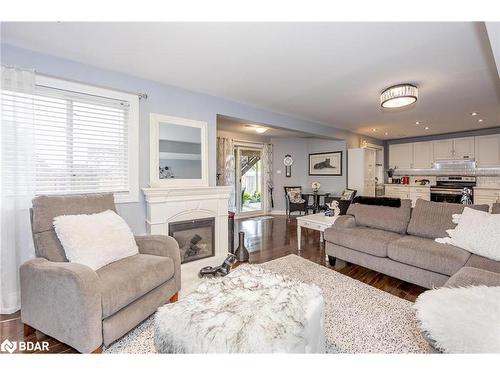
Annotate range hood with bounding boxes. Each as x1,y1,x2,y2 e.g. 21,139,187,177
432,159,477,170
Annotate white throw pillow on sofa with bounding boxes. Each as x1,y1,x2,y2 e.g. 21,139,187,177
53,210,138,270
414,286,500,353
438,207,500,261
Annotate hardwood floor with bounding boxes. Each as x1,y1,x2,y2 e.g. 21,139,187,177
0,214,426,354
237,215,426,301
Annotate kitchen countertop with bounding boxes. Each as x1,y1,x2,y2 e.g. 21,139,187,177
384,184,431,188
473,186,500,190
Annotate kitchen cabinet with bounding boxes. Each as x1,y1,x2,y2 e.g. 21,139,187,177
453,137,475,159
385,185,430,206
433,137,474,160
473,188,500,210
433,139,454,160
388,134,498,170
475,135,500,167
384,185,409,200
413,141,434,169
409,187,431,204
389,143,414,169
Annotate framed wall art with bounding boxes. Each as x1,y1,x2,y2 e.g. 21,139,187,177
308,151,342,176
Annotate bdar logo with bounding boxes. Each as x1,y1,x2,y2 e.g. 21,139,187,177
0,339,48,353
1,339,17,353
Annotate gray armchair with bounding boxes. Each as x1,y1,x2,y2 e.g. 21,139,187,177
20,193,181,353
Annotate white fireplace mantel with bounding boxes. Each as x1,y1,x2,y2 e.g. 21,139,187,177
142,186,232,286
143,185,232,293
143,186,231,204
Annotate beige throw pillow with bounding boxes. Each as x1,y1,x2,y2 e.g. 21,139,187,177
288,189,305,204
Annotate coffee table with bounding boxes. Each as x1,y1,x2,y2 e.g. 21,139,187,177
296,213,339,250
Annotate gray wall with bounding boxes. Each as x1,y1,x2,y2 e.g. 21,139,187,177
1,43,377,232
306,138,347,194
272,138,309,211
272,137,347,212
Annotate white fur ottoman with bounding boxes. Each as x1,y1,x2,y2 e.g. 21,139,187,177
154,265,325,353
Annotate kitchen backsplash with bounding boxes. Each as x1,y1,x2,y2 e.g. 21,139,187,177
387,175,500,188
393,168,500,177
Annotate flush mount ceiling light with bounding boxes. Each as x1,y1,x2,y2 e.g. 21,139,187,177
246,124,268,133
471,112,478,116
380,84,418,109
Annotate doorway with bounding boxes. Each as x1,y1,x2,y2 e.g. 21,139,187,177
235,145,264,215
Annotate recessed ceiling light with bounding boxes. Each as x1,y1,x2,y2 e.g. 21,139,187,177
424,126,430,130
471,112,478,116
384,132,389,136
415,121,420,125
254,127,268,133
478,119,484,123
380,84,418,108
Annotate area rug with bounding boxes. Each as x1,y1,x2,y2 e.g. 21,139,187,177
104,254,430,353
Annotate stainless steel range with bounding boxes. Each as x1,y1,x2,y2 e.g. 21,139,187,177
430,176,476,203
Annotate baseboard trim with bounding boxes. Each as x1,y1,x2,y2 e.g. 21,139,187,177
270,210,286,215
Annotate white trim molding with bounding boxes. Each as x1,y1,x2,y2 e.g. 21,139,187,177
149,113,208,188
34,75,140,203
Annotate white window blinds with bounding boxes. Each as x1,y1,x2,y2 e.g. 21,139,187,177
2,77,139,201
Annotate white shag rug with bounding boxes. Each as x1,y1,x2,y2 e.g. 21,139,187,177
414,286,500,353
155,265,325,353
105,254,430,353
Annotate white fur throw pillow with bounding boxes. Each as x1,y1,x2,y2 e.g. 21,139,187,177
435,207,500,261
53,210,138,270
414,286,500,353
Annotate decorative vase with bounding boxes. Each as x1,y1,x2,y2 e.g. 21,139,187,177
235,231,249,262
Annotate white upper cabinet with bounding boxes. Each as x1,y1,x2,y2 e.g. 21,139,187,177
389,143,414,169
475,135,500,167
413,141,434,169
453,137,475,159
432,137,474,160
433,139,454,160
389,134,497,170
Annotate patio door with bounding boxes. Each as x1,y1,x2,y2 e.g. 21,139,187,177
235,145,264,215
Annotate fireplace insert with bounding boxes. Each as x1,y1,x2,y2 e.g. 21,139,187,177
168,217,215,264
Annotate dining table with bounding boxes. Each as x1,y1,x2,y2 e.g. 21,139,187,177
301,191,331,214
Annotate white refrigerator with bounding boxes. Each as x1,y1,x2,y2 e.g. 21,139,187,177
347,148,377,197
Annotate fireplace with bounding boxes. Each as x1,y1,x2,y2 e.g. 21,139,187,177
169,217,215,264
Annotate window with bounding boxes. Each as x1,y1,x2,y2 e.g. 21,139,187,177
3,76,139,203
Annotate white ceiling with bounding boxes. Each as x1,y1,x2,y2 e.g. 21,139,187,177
2,22,499,140
217,115,315,138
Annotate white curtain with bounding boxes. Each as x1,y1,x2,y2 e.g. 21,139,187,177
0,66,36,313
262,143,273,212
216,137,236,211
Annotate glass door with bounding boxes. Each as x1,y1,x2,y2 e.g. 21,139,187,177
235,146,264,215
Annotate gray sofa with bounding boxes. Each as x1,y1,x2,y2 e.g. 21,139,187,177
325,199,500,289
21,193,181,353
